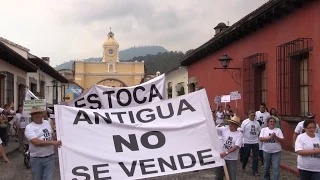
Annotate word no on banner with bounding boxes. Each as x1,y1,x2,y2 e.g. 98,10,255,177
55,90,225,180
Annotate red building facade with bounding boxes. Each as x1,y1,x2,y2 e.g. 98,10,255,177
181,0,320,151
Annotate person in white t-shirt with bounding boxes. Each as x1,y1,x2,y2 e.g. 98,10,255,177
215,106,224,124
259,117,284,180
25,106,62,180
295,119,320,180
255,103,270,128
240,109,261,176
0,102,15,115
255,103,270,167
215,116,243,180
216,114,231,145
0,138,9,164
14,104,26,151
293,112,320,148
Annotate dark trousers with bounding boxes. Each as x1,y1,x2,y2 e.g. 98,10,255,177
242,143,259,174
259,150,264,166
240,147,244,163
0,127,7,146
299,169,320,180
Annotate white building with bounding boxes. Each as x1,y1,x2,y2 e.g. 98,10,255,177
165,66,188,99
0,37,68,109
0,39,38,110
28,55,69,105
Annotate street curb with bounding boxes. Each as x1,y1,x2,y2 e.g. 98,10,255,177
279,164,299,176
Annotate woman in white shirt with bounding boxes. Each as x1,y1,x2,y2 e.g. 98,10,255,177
215,116,243,180
259,117,284,180
295,119,320,180
215,106,224,124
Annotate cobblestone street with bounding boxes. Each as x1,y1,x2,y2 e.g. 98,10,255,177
0,150,299,180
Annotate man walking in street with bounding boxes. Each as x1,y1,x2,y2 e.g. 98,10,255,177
241,109,261,176
25,106,62,180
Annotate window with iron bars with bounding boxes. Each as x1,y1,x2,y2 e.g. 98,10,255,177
18,84,26,106
276,38,312,116
4,72,14,105
243,53,268,114
0,73,5,106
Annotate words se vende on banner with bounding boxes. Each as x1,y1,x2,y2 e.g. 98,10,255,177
55,90,225,180
66,74,165,109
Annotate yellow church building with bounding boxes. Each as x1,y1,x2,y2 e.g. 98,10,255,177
74,30,145,89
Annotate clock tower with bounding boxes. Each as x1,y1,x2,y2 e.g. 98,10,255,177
74,28,144,90
103,29,119,63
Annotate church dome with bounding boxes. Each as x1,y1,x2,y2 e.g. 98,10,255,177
214,22,227,29
104,31,119,46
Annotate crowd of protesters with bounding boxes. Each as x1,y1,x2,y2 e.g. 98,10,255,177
1,98,320,180
214,103,320,180
0,104,61,180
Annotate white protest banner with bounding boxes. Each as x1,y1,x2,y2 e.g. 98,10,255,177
25,89,39,100
221,95,230,103
230,91,241,101
55,90,225,180
67,74,165,109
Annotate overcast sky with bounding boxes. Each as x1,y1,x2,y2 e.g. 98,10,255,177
0,0,268,67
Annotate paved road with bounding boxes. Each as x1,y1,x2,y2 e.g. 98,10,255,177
0,151,299,180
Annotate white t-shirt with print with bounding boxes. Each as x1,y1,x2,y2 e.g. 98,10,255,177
237,127,244,147
25,120,54,157
240,118,261,144
216,111,224,124
15,113,30,129
217,127,243,160
255,111,270,128
259,127,283,153
217,124,229,145
295,133,320,172
294,121,320,134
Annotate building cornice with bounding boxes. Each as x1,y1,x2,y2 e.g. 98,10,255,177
0,37,30,52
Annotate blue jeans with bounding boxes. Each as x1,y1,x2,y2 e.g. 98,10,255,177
299,169,320,180
215,160,237,180
242,143,259,174
30,154,55,180
263,151,281,180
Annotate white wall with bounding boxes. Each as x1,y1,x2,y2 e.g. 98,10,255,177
0,60,28,110
27,70,64,105
165,66,188,99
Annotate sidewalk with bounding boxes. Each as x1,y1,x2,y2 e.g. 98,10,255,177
280,150,299,176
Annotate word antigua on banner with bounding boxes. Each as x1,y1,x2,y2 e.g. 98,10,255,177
73,84,163,109
73,98,195,125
